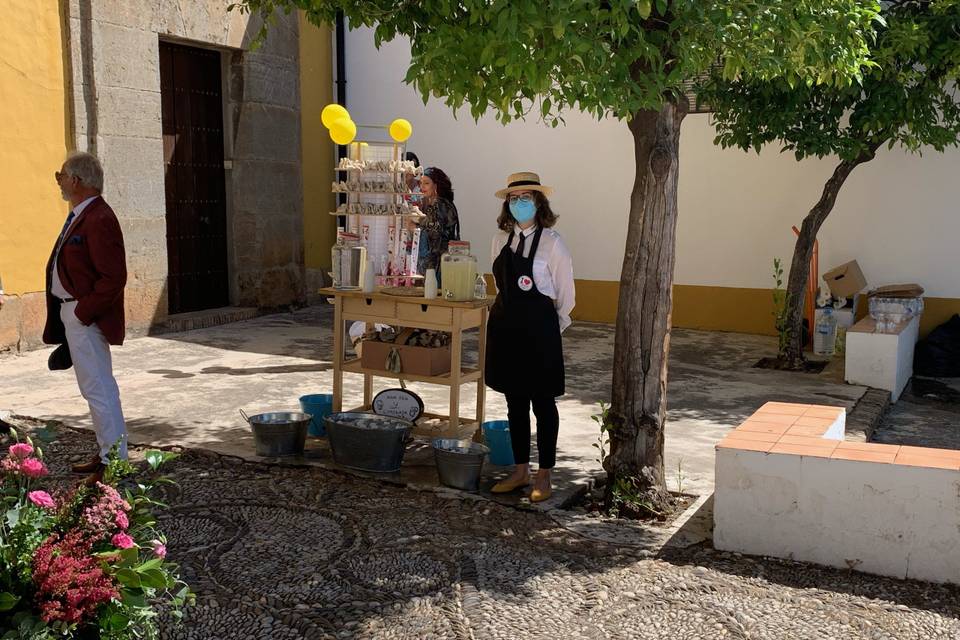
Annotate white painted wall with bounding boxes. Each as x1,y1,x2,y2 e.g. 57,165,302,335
343,27,960,296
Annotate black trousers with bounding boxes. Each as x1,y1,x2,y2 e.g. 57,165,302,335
505,393,559,469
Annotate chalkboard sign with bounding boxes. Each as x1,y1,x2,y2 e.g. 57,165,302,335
372,388,424,423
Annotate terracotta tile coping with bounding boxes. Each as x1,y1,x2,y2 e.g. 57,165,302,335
718,402,960,471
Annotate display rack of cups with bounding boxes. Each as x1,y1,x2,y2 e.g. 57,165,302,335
331,141,424,287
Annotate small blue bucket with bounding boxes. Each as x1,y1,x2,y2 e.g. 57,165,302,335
299,394,334,437
482,420,514,466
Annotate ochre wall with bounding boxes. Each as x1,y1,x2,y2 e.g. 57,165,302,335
298,13,336,282
0,1,69,295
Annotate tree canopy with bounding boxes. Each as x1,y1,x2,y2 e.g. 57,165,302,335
706,0,960,162
238,1,881,125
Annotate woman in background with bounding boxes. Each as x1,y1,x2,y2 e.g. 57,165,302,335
413,167,459,277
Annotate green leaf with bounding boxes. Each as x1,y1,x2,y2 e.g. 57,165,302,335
140,569,169,589
107,613,129,631
116,569,142,588
541,97,552,118
636,0,651,20
121,590,147,608
5,507,19,529
136,557,164,573
119,547,140,568
144,450,179,471
0,592,19,611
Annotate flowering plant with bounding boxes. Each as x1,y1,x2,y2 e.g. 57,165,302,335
0,428,193,639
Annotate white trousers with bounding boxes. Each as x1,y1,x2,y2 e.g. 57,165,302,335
60,301,128,463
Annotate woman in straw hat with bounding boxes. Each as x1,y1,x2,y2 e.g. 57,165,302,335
485,172,575,503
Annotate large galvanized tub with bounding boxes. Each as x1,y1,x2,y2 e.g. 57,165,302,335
324,412,413,472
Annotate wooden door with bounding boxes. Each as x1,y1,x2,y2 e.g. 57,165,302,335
160,41,229,314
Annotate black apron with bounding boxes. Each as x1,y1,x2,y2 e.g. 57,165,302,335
485,226,565,397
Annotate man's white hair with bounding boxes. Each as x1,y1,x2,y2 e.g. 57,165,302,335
63,151,104,192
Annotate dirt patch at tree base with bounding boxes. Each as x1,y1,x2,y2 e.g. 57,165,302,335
753,357,828,374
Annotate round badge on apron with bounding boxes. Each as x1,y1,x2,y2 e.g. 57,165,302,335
517,275,533,291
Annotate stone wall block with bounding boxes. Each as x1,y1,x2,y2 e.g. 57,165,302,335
233,103,300,163
231,159,301,218
98,135,166,220
238,58,299,110
96,86,163,140
95,22,160,93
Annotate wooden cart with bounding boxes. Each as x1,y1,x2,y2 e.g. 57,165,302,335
321,287,494,438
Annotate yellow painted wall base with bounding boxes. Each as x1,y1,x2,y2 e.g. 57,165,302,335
570,280,960,339
572,281,776,335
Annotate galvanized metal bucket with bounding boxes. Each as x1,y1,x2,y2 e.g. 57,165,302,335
432,438,489,491
241,410,311,457
325,412,413,473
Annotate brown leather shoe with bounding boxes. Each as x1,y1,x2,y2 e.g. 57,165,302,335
72,456,102,474
81,464,106,487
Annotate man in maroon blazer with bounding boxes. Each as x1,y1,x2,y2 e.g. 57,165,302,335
44,151,128,485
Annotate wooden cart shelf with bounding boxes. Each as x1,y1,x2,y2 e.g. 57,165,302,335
321,287,494,434
341,359,482,385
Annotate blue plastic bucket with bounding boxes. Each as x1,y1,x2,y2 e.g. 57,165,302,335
482,420,514,466
299,394,334,437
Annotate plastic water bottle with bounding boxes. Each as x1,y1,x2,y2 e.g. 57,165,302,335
814,308,838,356
474,273,488,300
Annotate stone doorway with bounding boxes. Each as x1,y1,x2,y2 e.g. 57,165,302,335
159,40,230,315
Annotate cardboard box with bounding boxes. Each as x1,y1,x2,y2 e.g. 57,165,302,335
360,340,451,377
822,260,867,299
867,283,925,299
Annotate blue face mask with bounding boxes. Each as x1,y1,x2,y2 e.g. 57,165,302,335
509,198,536,224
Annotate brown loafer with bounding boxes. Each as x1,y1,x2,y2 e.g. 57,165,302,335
81,463,106,487
72,456,103,474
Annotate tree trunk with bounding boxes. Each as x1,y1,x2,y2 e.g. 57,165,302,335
780,143,882,367
604,99,686,514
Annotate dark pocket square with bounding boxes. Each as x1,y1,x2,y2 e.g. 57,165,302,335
48,344,73,371
66,235,85,245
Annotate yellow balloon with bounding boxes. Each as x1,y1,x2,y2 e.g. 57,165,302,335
389,118,413,142
329,117,357,145
321,104,349,129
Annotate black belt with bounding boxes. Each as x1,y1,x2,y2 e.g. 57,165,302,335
58,297,76,303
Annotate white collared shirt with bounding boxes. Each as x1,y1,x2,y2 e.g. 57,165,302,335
491,225,576,332
51,196,98,299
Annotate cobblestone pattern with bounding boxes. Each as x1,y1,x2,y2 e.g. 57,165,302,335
18,419,960,640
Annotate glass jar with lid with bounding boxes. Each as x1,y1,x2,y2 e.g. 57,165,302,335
331,231,366,290
441,240,478,301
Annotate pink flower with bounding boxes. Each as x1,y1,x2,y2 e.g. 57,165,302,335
150,540,167,559
28,490,56,509
114,511,129,530
111,532,135,549
9,443,34,458
20,458,48,478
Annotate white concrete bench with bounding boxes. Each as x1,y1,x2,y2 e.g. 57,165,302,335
714,402,960,585
844,316,919,402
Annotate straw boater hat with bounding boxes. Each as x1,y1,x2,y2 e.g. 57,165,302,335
495,171,554,199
